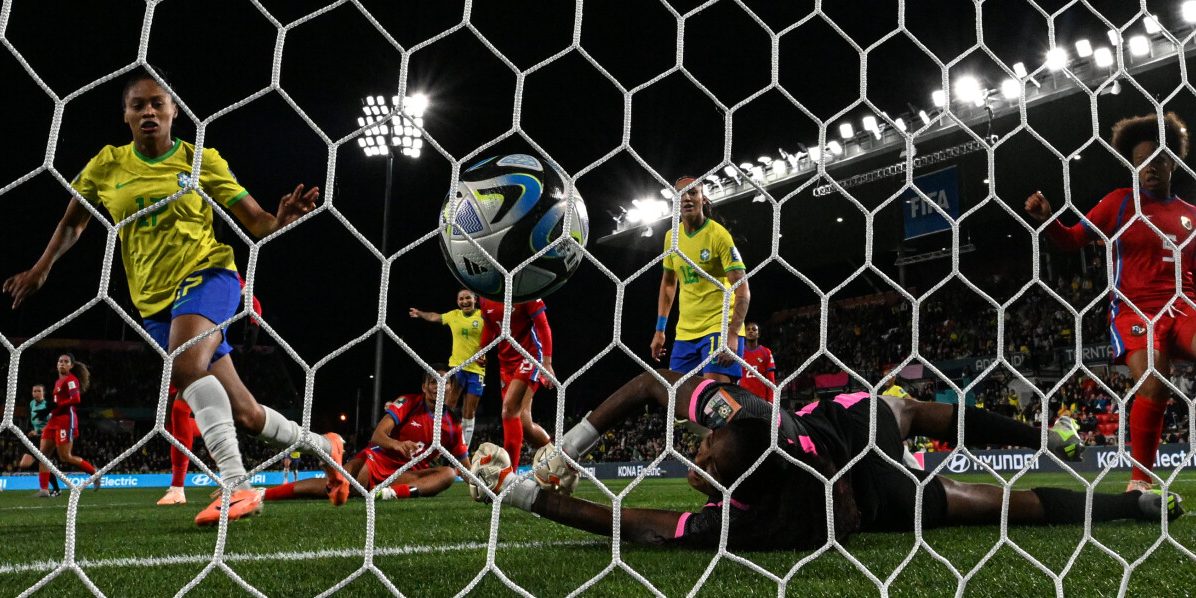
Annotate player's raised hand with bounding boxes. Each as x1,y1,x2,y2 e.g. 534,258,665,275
1024,191,1052,222
409,307,422,318
650,331,667,362
3,266,49,309
275,183,320,229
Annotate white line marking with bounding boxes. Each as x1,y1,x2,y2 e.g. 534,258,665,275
0,502,145,511
0,540,601,575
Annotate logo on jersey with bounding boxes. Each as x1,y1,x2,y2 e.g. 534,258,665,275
68,381,77,390
699,248,711,261
472,320,480,328
1182,215,1193,231
1131,324,1146,336
730,247,741,262
177,172,191,189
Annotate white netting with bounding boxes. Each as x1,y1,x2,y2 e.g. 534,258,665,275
2,0,1194,596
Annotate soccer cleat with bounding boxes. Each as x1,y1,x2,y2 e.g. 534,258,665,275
1127,478,1154,493
1047,416,1086,462
322,433,349,507
1137,488,1185,521
33,489,52,498
156,486,186,506
194,488,264,527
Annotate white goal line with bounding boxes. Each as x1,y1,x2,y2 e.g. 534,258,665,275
0,539,601,576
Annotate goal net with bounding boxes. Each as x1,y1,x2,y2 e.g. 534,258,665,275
2,0,1193,596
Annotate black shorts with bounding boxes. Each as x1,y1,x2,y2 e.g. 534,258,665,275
831,394,949,532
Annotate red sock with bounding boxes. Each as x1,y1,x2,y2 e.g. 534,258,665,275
39,471,50,490
264,483,295,501
77,459,96,475
502,416,524,468
167,397,196,487
1129,395,1167,482
390,484,413,499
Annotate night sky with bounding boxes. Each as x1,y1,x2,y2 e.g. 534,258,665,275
3,0,1195,430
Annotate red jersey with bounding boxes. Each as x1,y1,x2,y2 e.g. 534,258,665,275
370,393,468,463
478,297,553,367
1047,188,1196,314
738,344,777,402
52,374,82,416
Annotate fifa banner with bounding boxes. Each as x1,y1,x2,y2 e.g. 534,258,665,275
917,444,1191,474
901,166,961,240
0,470,325,492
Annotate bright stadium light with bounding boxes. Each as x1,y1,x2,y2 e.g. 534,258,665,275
1093,47,1114,68
827,140,844,156
1000,78,1020,100
839,122,854,138
1045,47,1068,71
757,156,772,166
1143,14,1162,34
931,89,946,107
1075,39,1093,58
1129,35,1150,57
1107,29,1121,46
722,164,742,184
894,118,907,132
1185,1,1196,23
953,76,981,105
918,110,930,125
1012,62,1028,78
660,187,673,198
862,115,881,139
807,146,823,163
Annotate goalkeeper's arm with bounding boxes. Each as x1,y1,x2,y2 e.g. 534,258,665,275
557,369,702,458
502,476,685,545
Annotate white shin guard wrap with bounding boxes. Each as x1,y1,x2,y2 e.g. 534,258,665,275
462,418,476,448
560,419,600,460
258,406,331,454
183,376,248,488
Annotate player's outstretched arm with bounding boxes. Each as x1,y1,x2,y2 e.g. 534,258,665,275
3,198,92,309
229,184,319,238
408,308,442,323
1024,190,1096,250
529,489,684,545
559,369,701,459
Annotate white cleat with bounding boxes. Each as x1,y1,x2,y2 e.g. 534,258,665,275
156,486,187,505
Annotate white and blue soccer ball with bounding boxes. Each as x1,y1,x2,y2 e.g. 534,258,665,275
439,152,589,302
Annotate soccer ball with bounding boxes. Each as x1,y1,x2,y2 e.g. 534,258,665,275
532,443,578,495
468,442,512,502
439,152,590,302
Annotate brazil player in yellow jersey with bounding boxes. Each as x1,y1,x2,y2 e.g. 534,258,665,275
650,176,751,383
3,71,347,525
410,288,486,448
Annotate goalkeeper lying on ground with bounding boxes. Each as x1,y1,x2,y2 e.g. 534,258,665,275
474,370,1183,549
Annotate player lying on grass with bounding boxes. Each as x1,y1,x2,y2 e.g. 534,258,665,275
261,364,471,502
480,370,1183,549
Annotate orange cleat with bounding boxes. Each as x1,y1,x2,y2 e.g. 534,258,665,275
323,433,349,506
194,488,263,527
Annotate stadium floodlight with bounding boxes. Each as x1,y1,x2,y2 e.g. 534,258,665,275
827,140,844,156
757,156,772,165
1143,14,1162,35
771,159,788,176
1107,29,1121,46
660,187,673,198
835,217,844,223
704,174,724,194
1012,62,1028,78
918,110,930,125
1045,47,1067,71
1185,1,1196,24
1000,78,1020,100
749,165,766,183
722,164,742,185
1075,39,1093,58
839,122,854,138
894,118,907,132
931,89,946,107
1093,47,1114,68
953,76,982,105
808,146,822,163
1129,35,1150,57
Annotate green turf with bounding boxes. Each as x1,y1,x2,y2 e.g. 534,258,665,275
0,473,1194,597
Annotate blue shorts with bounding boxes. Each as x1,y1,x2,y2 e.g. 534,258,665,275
670,332,745,379
453,370,485,396
143,268,241,364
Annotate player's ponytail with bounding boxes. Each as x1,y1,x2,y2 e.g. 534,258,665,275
64,353,91,393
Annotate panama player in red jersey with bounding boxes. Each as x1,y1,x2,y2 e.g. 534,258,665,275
738,322,777,402
1025,112,1195,492
38,354,100,494
262,364,471,502
477,296,555,468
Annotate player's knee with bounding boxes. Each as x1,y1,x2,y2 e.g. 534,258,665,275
1139,376,1169,400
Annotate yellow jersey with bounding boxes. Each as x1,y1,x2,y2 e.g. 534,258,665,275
440,309,485,374
662,218,746,340
70,139,248,317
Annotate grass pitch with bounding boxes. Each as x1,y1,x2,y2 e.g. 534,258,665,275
1,474,1194,597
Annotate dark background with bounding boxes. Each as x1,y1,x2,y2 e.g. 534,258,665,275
3,0,1195,434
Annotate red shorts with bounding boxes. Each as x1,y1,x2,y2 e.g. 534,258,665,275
354,448,427,490
1109,305,1196,363
499,358,542,396
41,412,79,446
